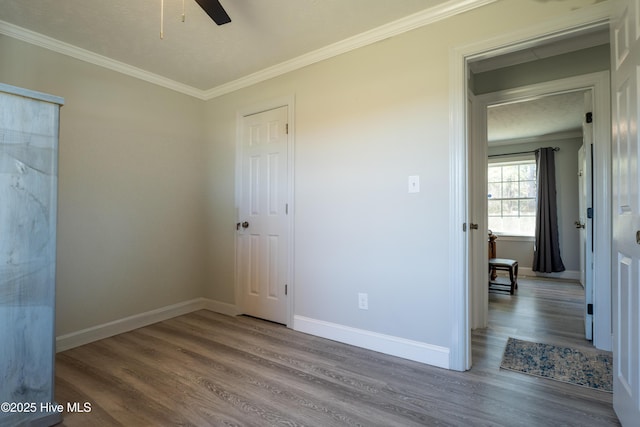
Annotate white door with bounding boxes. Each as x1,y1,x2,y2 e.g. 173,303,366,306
611,0,640,424
469,90,488,332
578,144,586,289
580,89,595,342
577,142,593,341
237,106,289,325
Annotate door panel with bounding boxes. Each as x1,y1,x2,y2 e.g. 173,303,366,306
580,90,595,343
611,0,640,423
578,143,594,341
579,144,586,287
238,106,289,324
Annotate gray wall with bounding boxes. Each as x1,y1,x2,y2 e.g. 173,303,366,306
0,35,208,335
473,44,610,95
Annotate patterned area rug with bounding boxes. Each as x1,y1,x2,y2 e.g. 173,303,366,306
500,337,613,392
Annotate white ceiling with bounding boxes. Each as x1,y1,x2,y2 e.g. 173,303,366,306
0,0,453,91
488,91,586,144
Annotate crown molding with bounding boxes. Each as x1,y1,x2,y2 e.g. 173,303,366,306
1,0,496,101
203,0,497,99
489,130,583,146
0,20,207,100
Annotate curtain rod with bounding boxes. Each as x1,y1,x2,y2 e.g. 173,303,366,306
488,146,560,158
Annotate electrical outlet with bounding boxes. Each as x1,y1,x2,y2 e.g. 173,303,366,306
358,293,368,310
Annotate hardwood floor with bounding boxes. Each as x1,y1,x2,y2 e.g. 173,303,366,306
55,279,619,426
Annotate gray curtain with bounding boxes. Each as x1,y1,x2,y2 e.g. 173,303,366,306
532,147,565,273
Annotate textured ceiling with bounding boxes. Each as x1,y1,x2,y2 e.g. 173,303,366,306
488,91,586,143
0,0,449,90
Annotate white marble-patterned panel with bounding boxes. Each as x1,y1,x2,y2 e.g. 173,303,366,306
0,85,62,426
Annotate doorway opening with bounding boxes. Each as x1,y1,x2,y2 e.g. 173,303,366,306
450,20,613,371
469,74,612,347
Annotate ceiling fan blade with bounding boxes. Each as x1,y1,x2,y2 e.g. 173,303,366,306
194,0,231,25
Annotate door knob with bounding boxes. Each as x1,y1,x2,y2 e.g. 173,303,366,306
575,221,585,229
236,221,250,230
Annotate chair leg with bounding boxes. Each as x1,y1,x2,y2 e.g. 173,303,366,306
508,267,515,295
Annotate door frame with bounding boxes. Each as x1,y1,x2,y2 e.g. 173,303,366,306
448,4,612,371
235,95,296,327
471,72,611,346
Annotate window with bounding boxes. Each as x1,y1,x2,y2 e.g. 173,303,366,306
488,159,537,236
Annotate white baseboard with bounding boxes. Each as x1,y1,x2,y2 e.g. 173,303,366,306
56,302,450,370
201,299,239,317
293,315,450,369
56,298,238,352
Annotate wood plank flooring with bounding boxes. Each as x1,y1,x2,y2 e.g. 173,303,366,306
55,279,619,426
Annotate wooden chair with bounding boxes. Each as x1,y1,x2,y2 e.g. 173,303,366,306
488,258,518,294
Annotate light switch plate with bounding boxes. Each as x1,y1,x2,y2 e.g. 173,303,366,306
408,175,420,193
358,293,368,310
